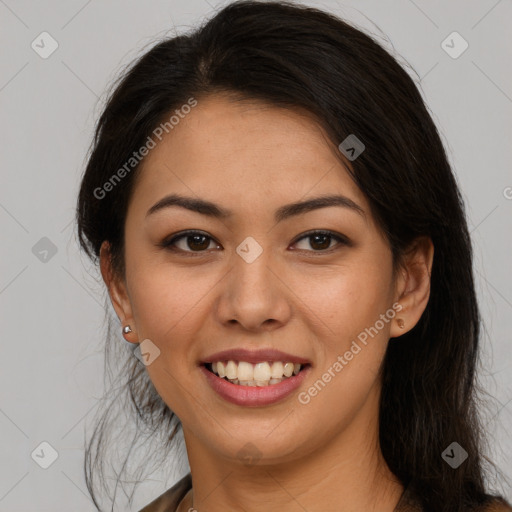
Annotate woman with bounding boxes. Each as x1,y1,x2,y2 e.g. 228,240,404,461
76,1,511,511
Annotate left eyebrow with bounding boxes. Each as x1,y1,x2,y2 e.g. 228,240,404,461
146,193,366,222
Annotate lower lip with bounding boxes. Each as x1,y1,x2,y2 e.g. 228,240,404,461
199,364,311,407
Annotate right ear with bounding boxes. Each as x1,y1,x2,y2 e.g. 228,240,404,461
99,240,138,343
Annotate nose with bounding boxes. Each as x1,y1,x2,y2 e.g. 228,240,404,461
213,240,292,332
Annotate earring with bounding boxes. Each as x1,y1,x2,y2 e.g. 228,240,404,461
123,325,132,334
397,318,405,329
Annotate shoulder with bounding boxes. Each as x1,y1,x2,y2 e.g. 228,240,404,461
397,485,512,512
479,498,512,512
138,473,192,512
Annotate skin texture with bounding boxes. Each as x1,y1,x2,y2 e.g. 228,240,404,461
100,94,434,512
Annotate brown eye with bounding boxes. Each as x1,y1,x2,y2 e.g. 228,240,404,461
292,230,349,252
161,231,219,253
184,234,211,251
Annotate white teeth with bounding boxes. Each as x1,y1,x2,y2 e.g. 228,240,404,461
225,360,237,380
254,362,271,381
283,362,294,377
238,361,254,381
208,360,304,385
270,361,284,378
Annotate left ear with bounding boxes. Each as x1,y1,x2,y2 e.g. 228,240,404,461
389,236,434,338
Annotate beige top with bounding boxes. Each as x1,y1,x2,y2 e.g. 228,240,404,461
138,472,512,512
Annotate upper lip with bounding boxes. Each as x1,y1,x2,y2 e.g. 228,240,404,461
201,348,311,365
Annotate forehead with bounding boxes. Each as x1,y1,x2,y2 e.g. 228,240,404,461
146,94,341,169
130,93,370,222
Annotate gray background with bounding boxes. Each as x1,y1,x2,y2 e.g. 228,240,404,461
1,0,511,510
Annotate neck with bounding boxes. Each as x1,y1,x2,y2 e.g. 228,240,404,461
181,386,404,512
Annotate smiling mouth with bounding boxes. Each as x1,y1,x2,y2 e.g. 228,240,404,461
203,361,311,386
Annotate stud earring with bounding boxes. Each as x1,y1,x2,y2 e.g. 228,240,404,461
123,325,132,334
397,318,405,329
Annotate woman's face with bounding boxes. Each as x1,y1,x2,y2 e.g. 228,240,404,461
104,93,417,466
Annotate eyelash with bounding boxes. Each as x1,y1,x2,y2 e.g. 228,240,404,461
159,229,350,256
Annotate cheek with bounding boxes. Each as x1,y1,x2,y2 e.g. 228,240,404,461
297,253,393,393
125,264,210,418
126,259,221,351
298,257,393,341
295,273,392,434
